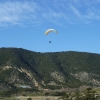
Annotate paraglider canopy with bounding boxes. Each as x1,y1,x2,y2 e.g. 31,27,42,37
45,29,58,35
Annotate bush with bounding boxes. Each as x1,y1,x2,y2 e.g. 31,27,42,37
27,98,32,100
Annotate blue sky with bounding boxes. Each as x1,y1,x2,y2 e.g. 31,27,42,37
0,0,100,54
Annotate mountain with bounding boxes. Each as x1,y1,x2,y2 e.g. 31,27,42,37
0,47,100,91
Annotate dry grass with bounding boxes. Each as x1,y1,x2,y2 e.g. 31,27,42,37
93,87,100,95
15,96,60,100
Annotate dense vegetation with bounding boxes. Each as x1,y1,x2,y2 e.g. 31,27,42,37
59,88,100,100
0,47,100,92
0,87,100,100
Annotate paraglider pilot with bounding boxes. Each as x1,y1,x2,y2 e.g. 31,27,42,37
49,41,51,43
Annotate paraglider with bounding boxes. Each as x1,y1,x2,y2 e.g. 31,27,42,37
45,29,58,35
45,29,58,43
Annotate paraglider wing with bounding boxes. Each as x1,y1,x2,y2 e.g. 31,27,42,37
45,29,58,35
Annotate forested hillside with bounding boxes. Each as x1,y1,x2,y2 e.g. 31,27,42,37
0,47,100,91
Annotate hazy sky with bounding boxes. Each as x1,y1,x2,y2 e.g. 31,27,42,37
0,0,100,54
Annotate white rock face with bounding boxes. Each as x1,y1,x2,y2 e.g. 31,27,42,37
2,65,12,70
70,71,100,85
50,71,65,83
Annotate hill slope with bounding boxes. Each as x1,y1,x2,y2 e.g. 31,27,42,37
0,47,100,91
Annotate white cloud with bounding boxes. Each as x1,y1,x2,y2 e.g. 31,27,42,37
69,5,82,18
0,1,38,26
0,0,100,27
